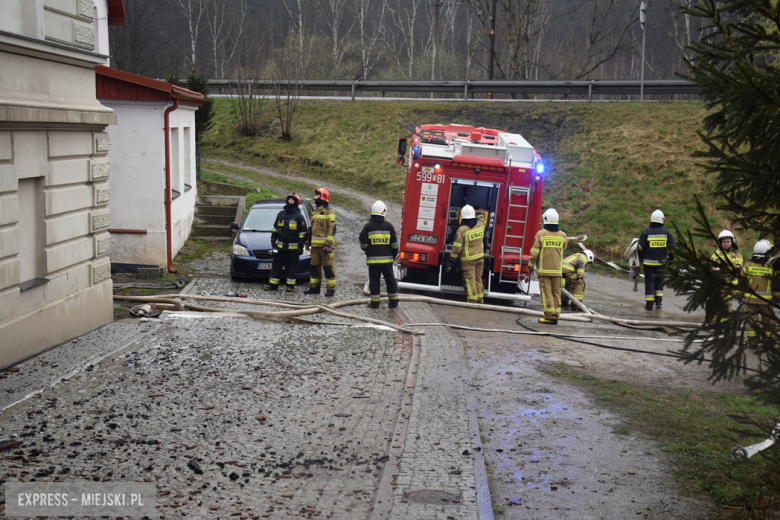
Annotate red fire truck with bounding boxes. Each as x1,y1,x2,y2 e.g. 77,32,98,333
394,118,545,302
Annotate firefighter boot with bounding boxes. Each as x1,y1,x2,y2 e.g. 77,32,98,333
645,301,654,311
286,285,295,293
389,300,399,309
538,318,558,325
655,297,663,310
264,284,279,291
325,289,335,297
304,287,320,295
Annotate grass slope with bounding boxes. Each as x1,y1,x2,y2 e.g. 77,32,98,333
204,99,746,259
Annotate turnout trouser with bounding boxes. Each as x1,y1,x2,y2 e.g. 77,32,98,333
643,264,664,307
310,247,336,290
539,275,562,319
562,273,585,304
745,303,775,344
368,264,399,308
269,250,299,287
461,259,484,303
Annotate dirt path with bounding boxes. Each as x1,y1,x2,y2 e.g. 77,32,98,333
204,159,404,285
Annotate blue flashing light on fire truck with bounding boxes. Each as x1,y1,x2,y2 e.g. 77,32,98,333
393,115,544,302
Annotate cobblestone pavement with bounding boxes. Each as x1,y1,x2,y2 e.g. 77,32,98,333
0,280,422,520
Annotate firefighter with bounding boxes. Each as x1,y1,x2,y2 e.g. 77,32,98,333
265,193,307,292
637,210,675,311
561,249,595,311
446,205,486,304
528,208,567,324
359,201,399,309
304,187,337,296
710,230,743,321
736,240,780,347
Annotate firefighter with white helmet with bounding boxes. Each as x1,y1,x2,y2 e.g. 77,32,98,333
528,208,567,324
637,209,675,311
561,249,595,311
447,205,487,304
359,201,399,309
305,188,337,296
710,229,743,321
736,240,780,347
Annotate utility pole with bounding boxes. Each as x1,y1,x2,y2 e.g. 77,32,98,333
432,0,441,98
488,0,497,99
640,1,646,102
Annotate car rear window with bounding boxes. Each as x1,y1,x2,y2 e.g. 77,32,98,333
242,207,278,232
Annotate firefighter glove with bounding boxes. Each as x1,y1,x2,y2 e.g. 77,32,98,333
445,255,454,272
668,252,675,262
271,232,279,249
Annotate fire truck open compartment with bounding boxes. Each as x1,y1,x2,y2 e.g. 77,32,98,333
394,120,544,303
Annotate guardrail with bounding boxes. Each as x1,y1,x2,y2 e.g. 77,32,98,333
184,79,700,101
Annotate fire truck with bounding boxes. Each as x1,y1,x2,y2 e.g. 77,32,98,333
394,116,545,302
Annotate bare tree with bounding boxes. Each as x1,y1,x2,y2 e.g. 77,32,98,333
174,0,212,67
318,0,356,74
566,0,637,79
282,0,306,65
354,0,387,79
226,19,267,136
110,0,173,77
387,0,423,77
271,39,311,140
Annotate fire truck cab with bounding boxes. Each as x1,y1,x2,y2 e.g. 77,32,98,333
395,122,544,302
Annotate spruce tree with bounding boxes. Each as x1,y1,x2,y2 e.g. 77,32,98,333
668,1,780,402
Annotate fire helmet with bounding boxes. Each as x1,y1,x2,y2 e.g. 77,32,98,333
461,205,476,219
543,208,559,225
315,187,331,203
371,200,387,216
583,249,595,263
754,239,773,256
286,192,300,206
650,210,665,224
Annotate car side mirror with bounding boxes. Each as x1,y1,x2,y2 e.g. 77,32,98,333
397,137,407,166
230,222,239,230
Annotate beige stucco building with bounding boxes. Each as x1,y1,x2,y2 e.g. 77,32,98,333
0,0,124,367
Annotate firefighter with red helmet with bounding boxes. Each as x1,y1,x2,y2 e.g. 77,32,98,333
305,187,337,296
528,208,567,324
359,201,399,309
446,205,486,304
265,193,307,292
736,240,780,347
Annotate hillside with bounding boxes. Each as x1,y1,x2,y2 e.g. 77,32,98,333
204,99,742,258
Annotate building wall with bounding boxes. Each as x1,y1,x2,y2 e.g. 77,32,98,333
0,27,114,367
101,101,197,267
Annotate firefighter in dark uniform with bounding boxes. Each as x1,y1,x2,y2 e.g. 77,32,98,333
561,249,594,311
359,201,399,309
637,210,675,311
265,193,307,292
304,187,337,296
528,208,567,324
737,240,780,347
446,205,486,304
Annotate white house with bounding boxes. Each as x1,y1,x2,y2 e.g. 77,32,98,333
94,66,204,271
0,0,125,367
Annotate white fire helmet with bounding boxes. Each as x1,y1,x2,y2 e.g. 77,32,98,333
718,230,734,242
543,208,559,225
650,209,665,224
461,205,476,219
583,249,595,263
754,239,773,256
371,200,387,217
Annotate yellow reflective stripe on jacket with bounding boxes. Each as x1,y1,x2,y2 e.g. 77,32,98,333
368,231,391,245
366,256,394,264
748,266,774,277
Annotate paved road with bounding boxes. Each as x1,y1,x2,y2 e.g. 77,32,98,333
0,280,487,520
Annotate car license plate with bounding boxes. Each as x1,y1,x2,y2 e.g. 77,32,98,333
408,234,437,244
257,263,272,270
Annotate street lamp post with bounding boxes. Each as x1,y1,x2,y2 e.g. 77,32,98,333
640,1,646,102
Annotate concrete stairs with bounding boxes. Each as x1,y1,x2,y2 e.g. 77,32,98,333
192,195,245,241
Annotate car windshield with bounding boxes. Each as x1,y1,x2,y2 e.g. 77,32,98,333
242,207,278,232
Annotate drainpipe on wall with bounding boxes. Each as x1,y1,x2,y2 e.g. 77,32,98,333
164,94,180,274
